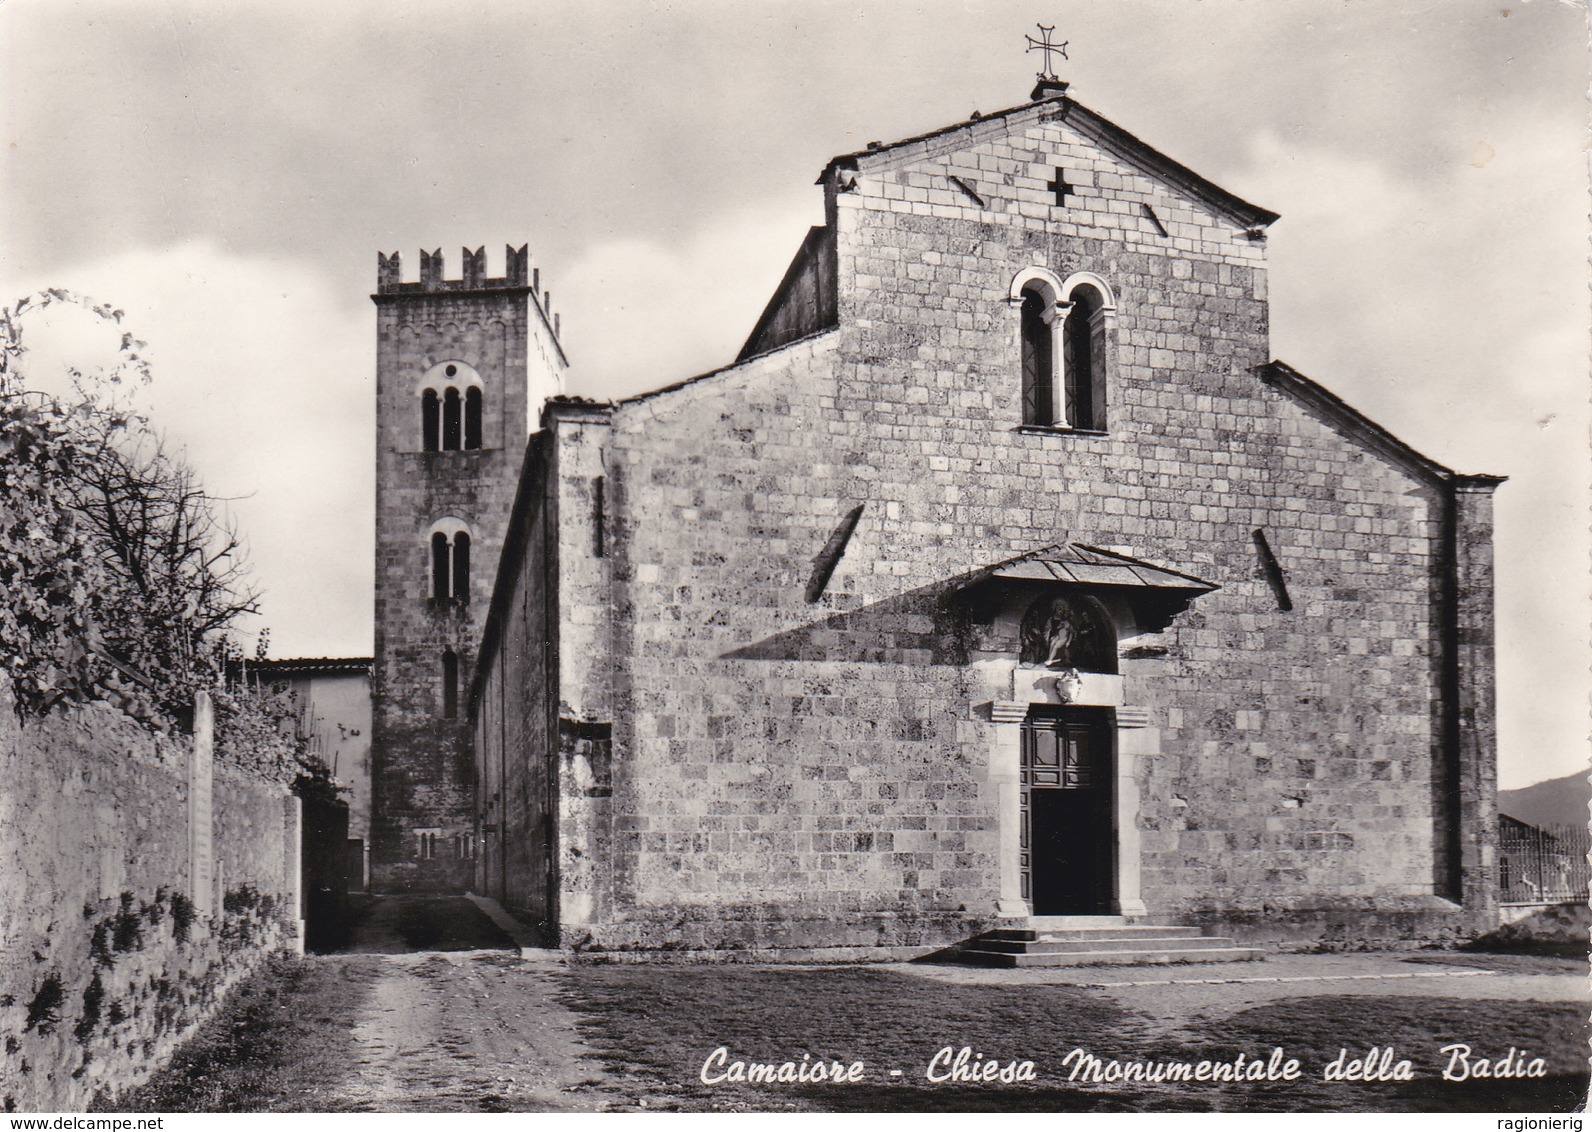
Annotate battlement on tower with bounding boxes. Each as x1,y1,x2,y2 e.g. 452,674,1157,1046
374,245,564,347
376,244,530,292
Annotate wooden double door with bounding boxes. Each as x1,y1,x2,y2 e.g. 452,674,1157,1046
1020,706,1116,915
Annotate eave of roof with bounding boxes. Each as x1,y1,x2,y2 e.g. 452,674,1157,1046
957,542,1219,595
1258,361,1506,489
251,657,373,675
617,326,839,408
822,94,1279,232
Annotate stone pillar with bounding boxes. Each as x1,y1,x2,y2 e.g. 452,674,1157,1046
1453,474,1504,931
549,401,614,936
189,691,215,917
283,794,305,956
1114,707,1152,918
988,701,1029,917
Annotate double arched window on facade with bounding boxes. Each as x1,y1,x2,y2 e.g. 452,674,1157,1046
419,361,484,452
428,520,472,605
1014,270,1116,431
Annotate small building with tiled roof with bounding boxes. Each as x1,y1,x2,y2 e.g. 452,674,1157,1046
249,657,374,889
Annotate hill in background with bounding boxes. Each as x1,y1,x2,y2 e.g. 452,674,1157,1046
1499,770,1591,831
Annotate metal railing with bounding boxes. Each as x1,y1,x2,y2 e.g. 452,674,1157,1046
1499,822,1590,904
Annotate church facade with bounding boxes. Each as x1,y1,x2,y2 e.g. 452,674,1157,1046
375,83,1503,954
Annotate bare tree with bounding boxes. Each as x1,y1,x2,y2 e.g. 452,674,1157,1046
63,416,261,711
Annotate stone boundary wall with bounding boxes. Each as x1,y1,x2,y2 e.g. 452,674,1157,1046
0,684,299,1112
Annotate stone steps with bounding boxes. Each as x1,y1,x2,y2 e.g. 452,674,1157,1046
980,925,1201,945
972,934,1242,955
953,919,1265,968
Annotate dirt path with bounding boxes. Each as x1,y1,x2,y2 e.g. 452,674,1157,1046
298,896,608,1113
316,949,603,1112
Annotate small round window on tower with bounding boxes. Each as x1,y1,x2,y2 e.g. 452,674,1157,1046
445,364,458,378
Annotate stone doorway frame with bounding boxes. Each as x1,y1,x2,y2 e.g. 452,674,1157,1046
975,664,1154,919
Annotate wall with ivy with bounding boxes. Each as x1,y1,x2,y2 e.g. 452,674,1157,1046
0,682,299,1112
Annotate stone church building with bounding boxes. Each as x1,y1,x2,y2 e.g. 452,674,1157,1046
369,80,1503,956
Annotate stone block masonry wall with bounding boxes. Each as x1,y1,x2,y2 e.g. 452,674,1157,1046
0,687,296,1111
371,246,564,893
600,335,995,952
471,403,616,942
550,406,617,935
569,97,1492,950
824,103,1472,939
473,434,558,935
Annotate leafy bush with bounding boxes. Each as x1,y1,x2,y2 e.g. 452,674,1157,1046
0,393,109,713
0,290,258,722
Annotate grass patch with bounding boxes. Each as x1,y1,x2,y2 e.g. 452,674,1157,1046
1400,951,1585,975
1157,996,1588,1113
560,967,1588,1113
101,955,377,1112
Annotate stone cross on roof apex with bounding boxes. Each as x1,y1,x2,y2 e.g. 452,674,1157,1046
1025,24,1067,80
1025,23,1070,100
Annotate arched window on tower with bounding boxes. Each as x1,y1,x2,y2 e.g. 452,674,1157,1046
465,387,483,450
1063,283,1107,430
1020,283,1057,425
428,520,473,606
417,361,484,453
441,650,459,719
442,387,462,451
452,532,470,603
421,390,440,452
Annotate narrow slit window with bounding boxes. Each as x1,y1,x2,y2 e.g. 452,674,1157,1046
1140,202,1170,238
442,650,459,719
452,532,470,603
805,504,865,603
421,390,440,452
464,387,483,450
442,387,462,451
431,532,450,603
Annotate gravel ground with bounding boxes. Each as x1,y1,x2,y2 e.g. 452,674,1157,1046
893,951,1589,1033
125,897,1582,1113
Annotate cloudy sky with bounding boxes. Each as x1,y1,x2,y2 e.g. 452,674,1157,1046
2,0,1586,789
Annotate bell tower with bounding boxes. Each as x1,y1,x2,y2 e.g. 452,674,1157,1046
370,245,566,892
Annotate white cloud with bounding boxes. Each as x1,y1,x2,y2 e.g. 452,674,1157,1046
556,203,820,400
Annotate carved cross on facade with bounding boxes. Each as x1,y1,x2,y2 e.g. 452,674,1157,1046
1046,167,1074,206
1025,24,1069,81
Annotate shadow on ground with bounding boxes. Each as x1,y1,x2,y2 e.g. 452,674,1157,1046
339,894,517,954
